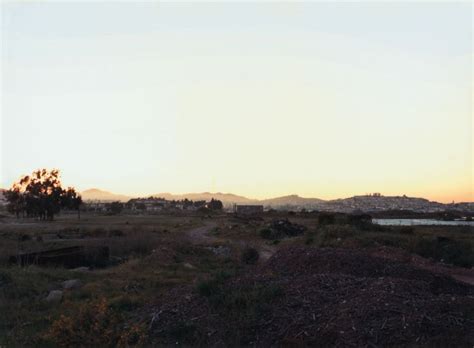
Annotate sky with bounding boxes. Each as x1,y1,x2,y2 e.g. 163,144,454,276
1,1,472,203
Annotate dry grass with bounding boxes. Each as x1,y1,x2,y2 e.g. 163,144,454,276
0,212,472,346
0,213,243,346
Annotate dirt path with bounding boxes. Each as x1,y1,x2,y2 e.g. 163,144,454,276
185,221,277,262
186,221,218,244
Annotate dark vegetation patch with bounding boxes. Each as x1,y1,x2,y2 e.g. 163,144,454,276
259,219,306,240
240,247,259,265
296,215,474,268
43,298,147,346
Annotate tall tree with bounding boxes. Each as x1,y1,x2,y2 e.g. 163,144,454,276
108,201,123,215
62,187,83,219
5,169,82,220
207,198,223,211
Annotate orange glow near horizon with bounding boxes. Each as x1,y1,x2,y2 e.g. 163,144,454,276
1,3,472,203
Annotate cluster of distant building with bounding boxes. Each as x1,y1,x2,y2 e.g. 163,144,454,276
84,197,209,213
322,194,446,213
262,194,474,214
84,197,267,215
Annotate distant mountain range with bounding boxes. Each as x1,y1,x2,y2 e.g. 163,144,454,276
77,188,473,213
80,189,327,207
260,194,326,207
154,192,253,204
81,188,132,202
1,187,471,212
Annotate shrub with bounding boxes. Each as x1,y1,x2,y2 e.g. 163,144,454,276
411,236,474,268
197,271,233,297
241,247,259,265
108,229,124,237
399,226,414,235
44,298,146,347
109,231,158,257
162,322,197,343
318,213,336,225
82,227,107,238
305,232,315,245
197,272,282,318
0,271,12,287
109,295,143,312
206,282,283,330
319,225,358,240
259,228,273,240
18,234,31,242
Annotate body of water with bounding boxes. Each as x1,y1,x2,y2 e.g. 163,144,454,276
373,219,474,226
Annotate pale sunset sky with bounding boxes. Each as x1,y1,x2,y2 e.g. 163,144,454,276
1,1,472,202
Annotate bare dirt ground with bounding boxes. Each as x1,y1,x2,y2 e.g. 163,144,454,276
186,221,217,245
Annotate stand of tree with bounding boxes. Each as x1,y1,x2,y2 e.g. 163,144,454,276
207,198,223,211
5,169,82,220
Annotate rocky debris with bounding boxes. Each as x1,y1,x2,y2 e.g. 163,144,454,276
45,290,63,304
206,246,231,258
183,263,195,269
148,246,474,347
62,279,83,290
69,266,90,273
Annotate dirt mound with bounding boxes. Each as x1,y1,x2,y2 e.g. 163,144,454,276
263,247,471,295
370,245,474,286
148,247,474,347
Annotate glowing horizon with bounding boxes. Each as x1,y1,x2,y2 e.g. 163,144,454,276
1,2,472,204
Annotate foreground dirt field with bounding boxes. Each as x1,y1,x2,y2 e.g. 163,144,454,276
0,212,472,346
149,246,473,346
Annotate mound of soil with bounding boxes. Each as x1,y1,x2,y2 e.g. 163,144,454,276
148,246,474,347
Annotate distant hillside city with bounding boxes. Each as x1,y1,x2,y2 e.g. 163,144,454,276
2,188,467,214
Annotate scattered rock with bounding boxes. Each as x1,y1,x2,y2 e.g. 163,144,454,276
206,246,231,258
183,263,196,269
62,279,83,290
70,266,89,273
45,290,63,303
